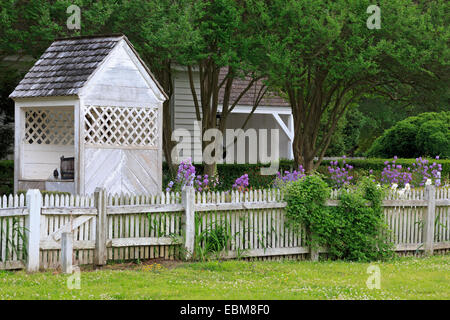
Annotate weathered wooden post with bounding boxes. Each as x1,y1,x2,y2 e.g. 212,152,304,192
309,231,319,262
182,186,195,260
61,232,73,274
94,187,107,265
25,189,41,272
423,185,436,255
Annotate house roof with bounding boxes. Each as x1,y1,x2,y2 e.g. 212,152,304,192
218,68,289,107
9,34,168,100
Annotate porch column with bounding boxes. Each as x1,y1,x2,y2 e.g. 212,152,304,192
272,113,294,160
288,114,294,160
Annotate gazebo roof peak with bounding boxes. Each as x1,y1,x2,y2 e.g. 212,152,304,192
9,34,167,100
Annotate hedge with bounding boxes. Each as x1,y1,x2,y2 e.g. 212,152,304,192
0,160,13,195
1,158,449,195
164,158,450,191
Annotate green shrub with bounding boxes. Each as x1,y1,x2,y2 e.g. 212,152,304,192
327,178,393,261
416,120,450,158
283,175,393,261
367,111,450,159
0,160,14,195
283,174,331,252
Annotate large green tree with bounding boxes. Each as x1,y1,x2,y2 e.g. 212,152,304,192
177,0,268,176
251,0,449,171
0,0,192,171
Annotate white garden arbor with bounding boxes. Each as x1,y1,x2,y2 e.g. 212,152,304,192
10,35,167,195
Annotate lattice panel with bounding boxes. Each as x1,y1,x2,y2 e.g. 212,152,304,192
24,108,74,145
84,106,158,147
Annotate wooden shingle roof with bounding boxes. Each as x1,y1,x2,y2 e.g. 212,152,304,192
218,68,289,107
9,34,168,100
10,35,124,98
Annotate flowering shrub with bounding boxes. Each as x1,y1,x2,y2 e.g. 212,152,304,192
165,156,444,193
232,174,249,192
274,165,306,187
411,156,442,187
194,174,220,192
380,156,412,187
381,156,442,187
166,158,219,192
327,157,354,188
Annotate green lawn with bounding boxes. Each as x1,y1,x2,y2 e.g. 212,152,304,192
0,254,449,300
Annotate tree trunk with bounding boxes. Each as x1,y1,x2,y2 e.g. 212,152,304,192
162,99,176,175
293,135,315,173
153,62,176,176
204,162,217,177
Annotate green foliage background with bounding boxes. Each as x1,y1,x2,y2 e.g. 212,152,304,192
283,175,393,261
368,112,450,159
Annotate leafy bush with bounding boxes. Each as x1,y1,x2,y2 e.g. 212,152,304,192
416,120,449,158
0,160,14,195
283,175,393,261
327,178,393,261
0,112,13,159
367,112,450,159
283,174,330,247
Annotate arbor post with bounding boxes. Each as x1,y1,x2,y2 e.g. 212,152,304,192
26,189,41,272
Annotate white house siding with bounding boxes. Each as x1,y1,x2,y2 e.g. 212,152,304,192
225,112,290,163
172,68,203,162
172,69,292,164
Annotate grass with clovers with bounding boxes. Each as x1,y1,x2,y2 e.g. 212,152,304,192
0,254,448,300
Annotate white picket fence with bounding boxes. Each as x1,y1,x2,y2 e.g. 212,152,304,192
0,186,449,271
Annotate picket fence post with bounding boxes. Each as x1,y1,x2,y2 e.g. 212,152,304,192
423,185,436,255
182,186,195,260
61,232,73,274
308,230,319,262
26,189,41,272
94,187,107,265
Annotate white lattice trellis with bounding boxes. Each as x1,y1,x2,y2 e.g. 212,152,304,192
84,106,158,147
24,107,74,145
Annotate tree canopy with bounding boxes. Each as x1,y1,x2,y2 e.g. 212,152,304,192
249,0,449,171
367,111,450,159
0,0,448,166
